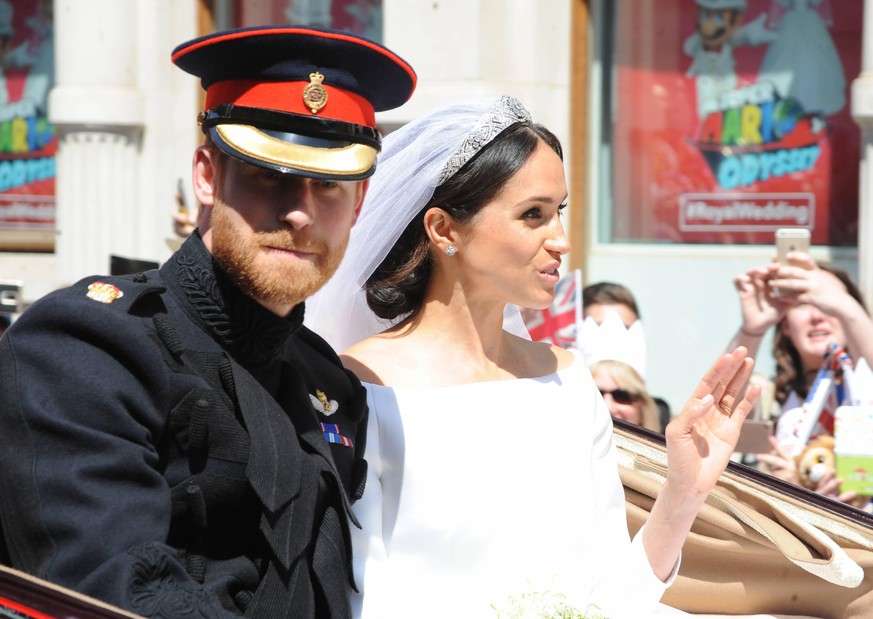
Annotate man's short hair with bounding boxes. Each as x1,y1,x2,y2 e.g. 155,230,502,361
582,281,641,319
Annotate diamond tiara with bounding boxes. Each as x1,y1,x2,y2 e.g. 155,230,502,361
437,95,532,184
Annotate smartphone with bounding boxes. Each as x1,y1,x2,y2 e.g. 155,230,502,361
775,228,810,264
735,419,774,454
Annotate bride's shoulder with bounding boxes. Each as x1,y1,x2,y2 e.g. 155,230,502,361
512,336,578,372
340,335,419,385
552,344,579,368
340,338,384,385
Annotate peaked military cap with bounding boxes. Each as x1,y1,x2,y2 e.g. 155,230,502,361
172,25,417,180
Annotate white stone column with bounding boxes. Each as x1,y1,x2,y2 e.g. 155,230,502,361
851,0,873,310
49,0,143,284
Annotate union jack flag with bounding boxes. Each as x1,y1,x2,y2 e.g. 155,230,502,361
522,269,582,348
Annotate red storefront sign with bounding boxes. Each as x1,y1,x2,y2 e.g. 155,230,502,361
611,0,862,245
0,0,56,241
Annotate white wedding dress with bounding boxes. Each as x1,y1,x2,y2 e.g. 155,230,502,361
349,349,687,618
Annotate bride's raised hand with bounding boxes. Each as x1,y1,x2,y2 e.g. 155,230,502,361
665,347,761,499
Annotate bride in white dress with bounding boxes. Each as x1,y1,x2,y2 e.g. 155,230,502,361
305,96,760,618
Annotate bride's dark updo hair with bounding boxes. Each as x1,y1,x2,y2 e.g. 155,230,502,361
364,121,563,321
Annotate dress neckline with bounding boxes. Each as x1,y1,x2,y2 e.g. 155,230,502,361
362,348,583,391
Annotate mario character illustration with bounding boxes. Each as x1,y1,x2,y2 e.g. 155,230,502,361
684,0,778,119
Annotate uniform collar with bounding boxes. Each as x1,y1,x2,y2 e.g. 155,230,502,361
161,231,305,365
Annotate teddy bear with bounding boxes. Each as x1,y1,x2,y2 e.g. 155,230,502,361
795,435,836,491
793,435,873,511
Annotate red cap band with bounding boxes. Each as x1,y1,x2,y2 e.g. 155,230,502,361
205,79,376,128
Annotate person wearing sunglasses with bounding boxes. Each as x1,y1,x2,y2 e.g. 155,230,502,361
581,281,669,432
591,359,663,432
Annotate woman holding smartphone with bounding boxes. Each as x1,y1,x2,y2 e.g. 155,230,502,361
729,248,873,502
729,252,873,407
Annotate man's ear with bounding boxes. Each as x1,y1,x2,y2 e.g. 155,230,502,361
352,179,369,224
423,206,456,255
192,145,217,208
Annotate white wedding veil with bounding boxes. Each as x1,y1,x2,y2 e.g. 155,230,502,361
304,95,533,352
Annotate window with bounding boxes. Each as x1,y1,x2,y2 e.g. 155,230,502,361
0,0,55,251
594,0,862,246
233,0,383,41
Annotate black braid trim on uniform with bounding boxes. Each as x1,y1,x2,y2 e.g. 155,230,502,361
128,542,239,619
153,313,185,357
159,232,305,366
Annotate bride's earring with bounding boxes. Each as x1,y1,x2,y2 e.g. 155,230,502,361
445,245,457,256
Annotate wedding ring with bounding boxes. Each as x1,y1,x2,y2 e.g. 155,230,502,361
771,286,781,297
718,402,732,416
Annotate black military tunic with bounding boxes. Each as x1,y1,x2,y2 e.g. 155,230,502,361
0,232,368,618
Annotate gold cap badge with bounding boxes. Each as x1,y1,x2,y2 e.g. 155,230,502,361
303,72,328,114
86,281,124,304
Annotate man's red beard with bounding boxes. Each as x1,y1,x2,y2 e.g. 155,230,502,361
210,202,348,313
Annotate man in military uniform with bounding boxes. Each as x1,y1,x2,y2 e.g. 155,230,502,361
0,26,415,618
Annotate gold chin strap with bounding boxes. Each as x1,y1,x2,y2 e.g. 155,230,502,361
215,123,377,177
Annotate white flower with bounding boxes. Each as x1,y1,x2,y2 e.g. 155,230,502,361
492,589,608,619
